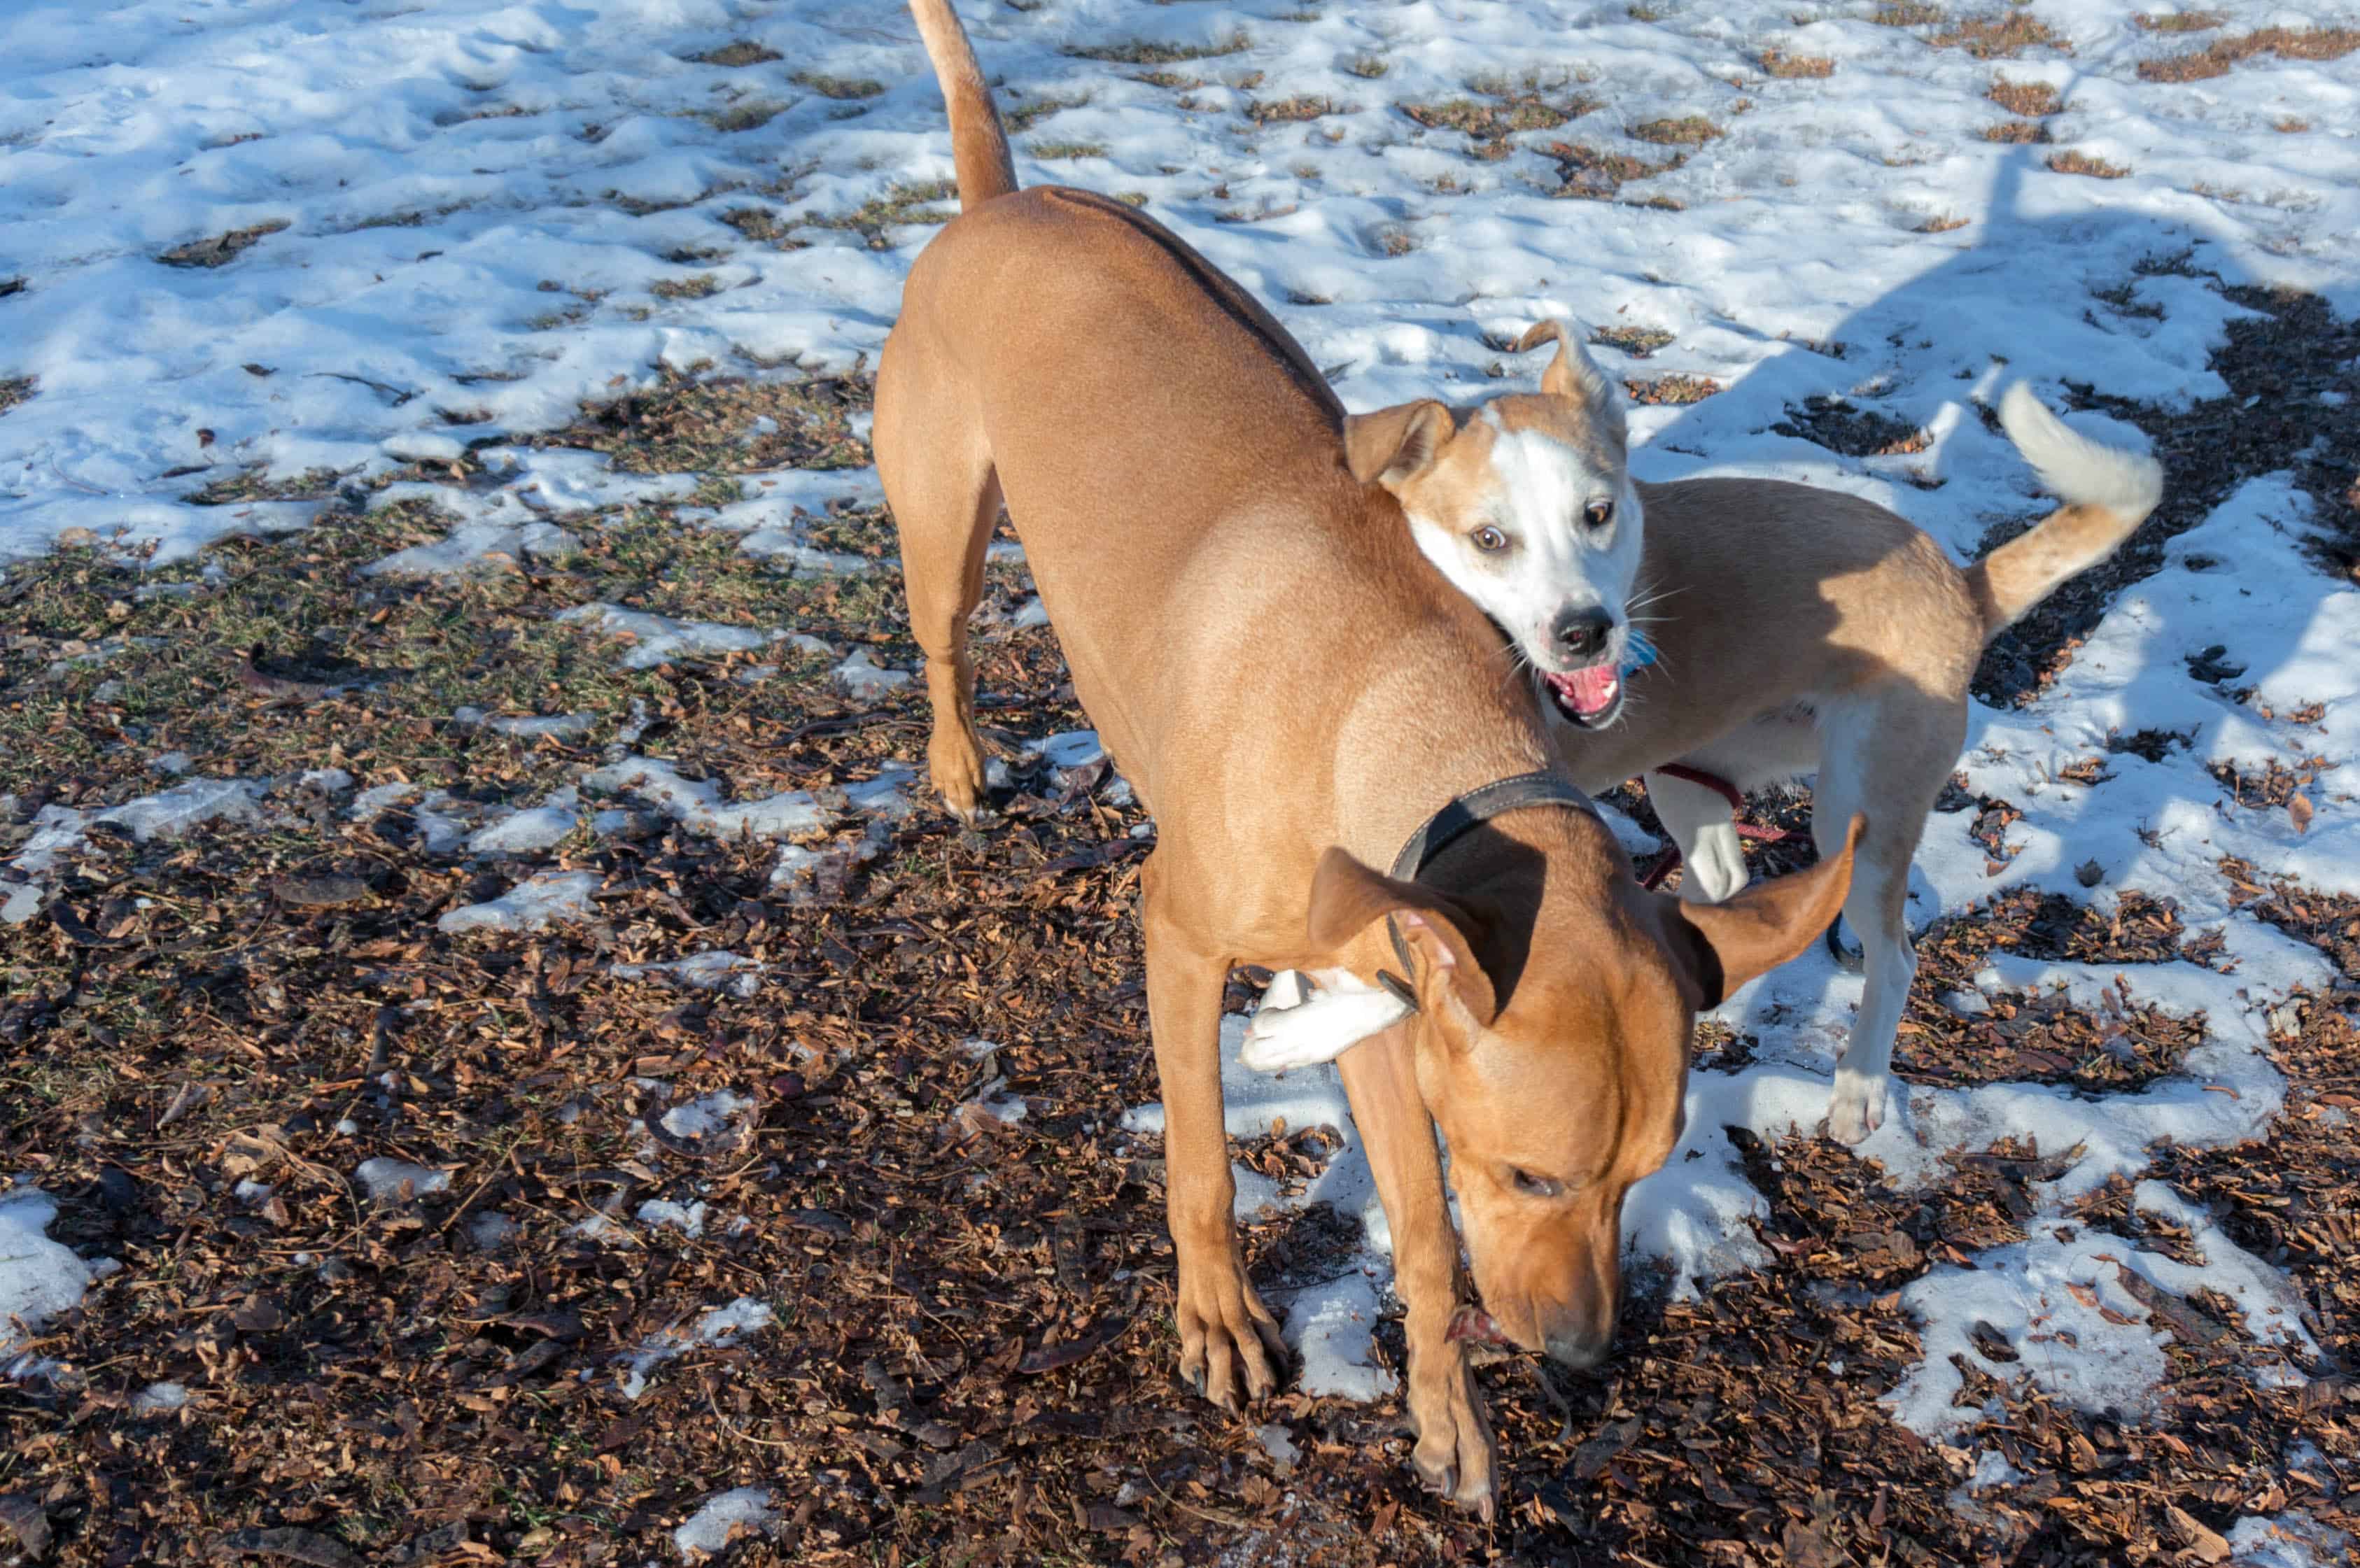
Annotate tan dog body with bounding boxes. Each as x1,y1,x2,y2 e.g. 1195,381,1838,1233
1540,408,2162,1141
884,0,1861,1513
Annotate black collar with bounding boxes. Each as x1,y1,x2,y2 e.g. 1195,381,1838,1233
1379,770,1599,1010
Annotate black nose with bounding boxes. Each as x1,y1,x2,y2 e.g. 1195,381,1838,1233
1554,607,1613,661
1543,1329,1610,1371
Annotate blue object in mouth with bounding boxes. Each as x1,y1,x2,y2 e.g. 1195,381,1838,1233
1624,628,1658,672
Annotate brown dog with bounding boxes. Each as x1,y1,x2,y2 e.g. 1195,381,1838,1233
880,0,1862,1513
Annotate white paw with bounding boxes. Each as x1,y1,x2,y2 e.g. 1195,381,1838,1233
1826,1067,1889,1145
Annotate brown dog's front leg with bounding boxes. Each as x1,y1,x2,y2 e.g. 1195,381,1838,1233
1141,861,1286,1410
1335,1024,1497,1520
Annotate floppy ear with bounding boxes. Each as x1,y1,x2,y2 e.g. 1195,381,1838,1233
1344,399,1455,488
1662,814,1865,1008
1512,319,1624,430
1307,847,1497,1027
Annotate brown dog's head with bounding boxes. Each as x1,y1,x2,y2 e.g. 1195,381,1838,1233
1292,817,1862,1369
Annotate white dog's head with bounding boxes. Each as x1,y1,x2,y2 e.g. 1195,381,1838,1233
1344,321,1641,729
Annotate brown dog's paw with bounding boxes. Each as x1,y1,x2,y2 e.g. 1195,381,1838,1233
1408,1350,1498,1520
926,731,989,824
1174,1273,1287,1411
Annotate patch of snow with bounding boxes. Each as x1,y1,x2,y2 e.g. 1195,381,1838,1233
1028,730,1104,772
614,950,764,999
831,648,912,699
638,1200,708,1239
467,786,587,855
148,750,192,776
437,869,601,934
130,1381,189,1416
468,1212,521,1251
661,1090,755,1145
674,1486,778,1562
620,1297,773,1402
364,518,579,577
2229,1513,2350,1568
558,603,773,670
586,756,823,840
1256,1423,1300,1472
456,708,598,743
354,1159,451,1203
0,1183,94,1358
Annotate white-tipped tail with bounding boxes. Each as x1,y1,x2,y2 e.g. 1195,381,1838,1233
1967,383,2167,638
1997,381,2163,524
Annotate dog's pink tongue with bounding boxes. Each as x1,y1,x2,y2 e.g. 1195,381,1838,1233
1447,1306,1511,1348
1552,664,1620,717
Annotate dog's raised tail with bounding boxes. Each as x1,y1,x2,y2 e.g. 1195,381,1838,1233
1967,383,2165,638
910,0,1016,209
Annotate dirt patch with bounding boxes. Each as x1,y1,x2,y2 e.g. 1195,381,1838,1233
1590,325,1676,357
1931,13,2066,57
1982,118,2053,143
1772,395,1931,456
0,373,34,416
1624,373,1723,406
540,372,871,475
157,220,290,269
1988,76,2063,116
687,41,781,66
2138,25,2359,83
1067,34,1248,65
1246,94,1345,125
1629,114,1725,146
2047,148,2130,178
1760,49,1836,78
1546,141,1685,199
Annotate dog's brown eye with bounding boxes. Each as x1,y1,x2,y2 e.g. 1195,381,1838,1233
1471,525,1509,552
1584,500,1615,529
1511,1168,1562,1199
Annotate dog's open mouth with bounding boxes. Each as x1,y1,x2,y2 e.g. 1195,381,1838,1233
1543,663,1622,728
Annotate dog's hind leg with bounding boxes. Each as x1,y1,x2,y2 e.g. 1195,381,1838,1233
1140,851,1286,1409
1816,693,1958,1144
875,334,1001,821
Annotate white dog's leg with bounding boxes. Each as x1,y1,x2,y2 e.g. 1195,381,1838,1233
1239,968,1412,1073
1813,700,1925,1145
1645,768,1748,904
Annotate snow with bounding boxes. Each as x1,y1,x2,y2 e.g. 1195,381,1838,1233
3,777,271,924
129,1381,189,1416
831,648,913,698
558,603,775,670
673,1486,778,1561
660,1089,756,1145
584,756,825,840
638,1199,710,1239
354,1159,452,1203
0,1183,94,1361
618,1296,773,1401
455,709,598,742
614,950,765,998
437,869,602,933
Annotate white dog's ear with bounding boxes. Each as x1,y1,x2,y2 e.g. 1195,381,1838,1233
1514,319,1623,434
1344,399,1455,488
1237,974,1413,1073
